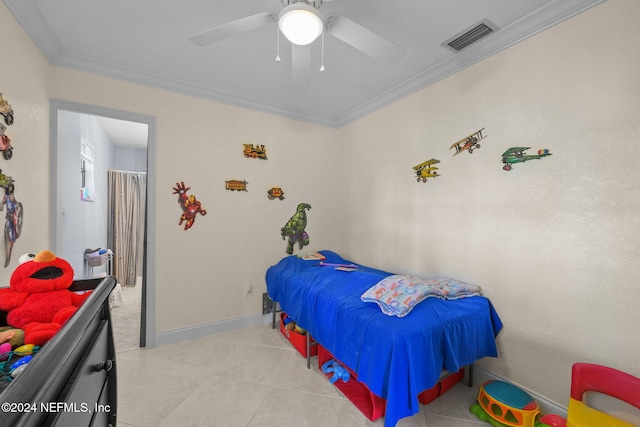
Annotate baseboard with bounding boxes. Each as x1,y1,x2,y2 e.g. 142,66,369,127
154,313,268,347
473,365,568,418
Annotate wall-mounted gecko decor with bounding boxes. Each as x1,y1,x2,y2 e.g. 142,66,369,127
267,187,285,200
450,128,486,156
1,172,23,267
243,143,267,160
225,179,248,191
281,203,311,254
172,182,207,230
413,159,440,182
501,147,552,171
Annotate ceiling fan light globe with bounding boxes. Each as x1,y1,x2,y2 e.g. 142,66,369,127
278,4,323,46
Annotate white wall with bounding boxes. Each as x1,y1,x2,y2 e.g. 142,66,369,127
115,146,146,172
1,0,638,412
340,0,640,407
56,111,115,277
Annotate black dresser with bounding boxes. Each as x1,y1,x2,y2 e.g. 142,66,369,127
0,276,118,426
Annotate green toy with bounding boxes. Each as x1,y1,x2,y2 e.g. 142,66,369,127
281,203,311,254
469,380,552,427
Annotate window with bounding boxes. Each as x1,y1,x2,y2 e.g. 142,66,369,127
80,139,95,201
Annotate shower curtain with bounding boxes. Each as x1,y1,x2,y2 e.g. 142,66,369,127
107,170,146,288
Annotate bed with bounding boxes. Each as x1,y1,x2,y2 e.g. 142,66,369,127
266,250,503,427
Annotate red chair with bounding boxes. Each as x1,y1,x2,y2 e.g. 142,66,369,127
566,363,640,427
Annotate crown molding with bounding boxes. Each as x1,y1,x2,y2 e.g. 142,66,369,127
335,0,607,127
53,51,340,128
4,0,606,129
2,0,63,62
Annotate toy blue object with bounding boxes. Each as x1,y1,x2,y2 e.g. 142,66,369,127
0,347,40,382
9,355,31,371
321,359,351,384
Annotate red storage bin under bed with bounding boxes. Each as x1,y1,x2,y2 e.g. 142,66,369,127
317,344,464,422
279,312,318,358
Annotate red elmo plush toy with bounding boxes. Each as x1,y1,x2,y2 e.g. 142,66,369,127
0,250,91,346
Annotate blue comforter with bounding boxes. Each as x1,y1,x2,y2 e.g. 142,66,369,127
266,250,503,427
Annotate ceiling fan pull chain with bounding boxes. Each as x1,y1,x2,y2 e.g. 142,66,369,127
320,32,325,72
275,23,281,63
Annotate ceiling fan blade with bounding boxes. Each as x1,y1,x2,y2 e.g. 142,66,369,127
326,14,404,62
189,12,274,46
291,44,311,86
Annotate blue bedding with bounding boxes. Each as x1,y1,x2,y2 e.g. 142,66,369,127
266,250,503,427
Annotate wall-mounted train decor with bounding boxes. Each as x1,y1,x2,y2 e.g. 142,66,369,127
267,187,285,200
225,179,248,191
243,143,267,160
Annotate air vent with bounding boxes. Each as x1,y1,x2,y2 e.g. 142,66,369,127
443,19,497,52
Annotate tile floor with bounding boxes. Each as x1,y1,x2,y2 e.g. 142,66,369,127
111,286,487,427
111,283,142,353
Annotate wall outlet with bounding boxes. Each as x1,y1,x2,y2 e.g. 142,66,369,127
245,282,253,297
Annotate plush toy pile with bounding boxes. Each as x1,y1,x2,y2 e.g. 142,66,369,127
282,313,307,335
0,250,90,347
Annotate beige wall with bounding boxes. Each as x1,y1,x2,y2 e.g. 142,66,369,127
48,68,345,332
1,0,638,411
340,0,640,407
0,1,51,279
0,0,345,333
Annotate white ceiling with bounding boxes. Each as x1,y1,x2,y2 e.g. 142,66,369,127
96,116,148,149
6,0,604,131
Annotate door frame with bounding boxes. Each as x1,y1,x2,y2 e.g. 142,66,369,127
49,98,157,348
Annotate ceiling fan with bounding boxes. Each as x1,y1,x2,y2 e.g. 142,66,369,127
188,0,405,84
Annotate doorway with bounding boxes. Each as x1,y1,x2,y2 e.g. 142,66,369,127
49,99,157,348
